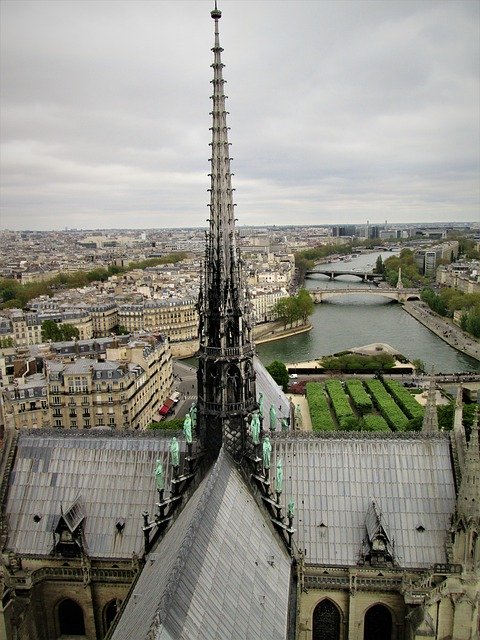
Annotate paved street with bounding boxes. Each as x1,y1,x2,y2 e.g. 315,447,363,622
170,360,198,420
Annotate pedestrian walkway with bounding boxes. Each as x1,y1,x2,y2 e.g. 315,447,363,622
404,301,480,362
287,394,312,432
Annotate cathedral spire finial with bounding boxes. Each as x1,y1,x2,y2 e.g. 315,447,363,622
211,1,221,20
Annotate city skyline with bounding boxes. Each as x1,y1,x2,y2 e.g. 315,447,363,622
1,0,479,231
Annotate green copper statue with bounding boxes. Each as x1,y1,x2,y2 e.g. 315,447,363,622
169,437,180,467
262,435,272,470
275,458,283,494
183,413,193,444
155,459,165,491
250,412,261,445
287,498,295,519
281,417,289,432
190,402,197,429
269,404,277,431
258,392,264,417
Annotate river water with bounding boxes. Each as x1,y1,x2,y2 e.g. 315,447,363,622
256,251,479,373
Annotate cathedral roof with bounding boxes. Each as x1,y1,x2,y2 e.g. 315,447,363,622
4,430,456,572
4,430,185,559
254,356,292,429
272,432,456,568
110,449,292,640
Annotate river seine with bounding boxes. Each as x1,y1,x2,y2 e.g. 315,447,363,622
256,251,479,373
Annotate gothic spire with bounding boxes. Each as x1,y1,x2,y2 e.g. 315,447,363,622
422,371,438,433
396,267,404,290
456,407,480,524
453,383,466,473
196,4,257,461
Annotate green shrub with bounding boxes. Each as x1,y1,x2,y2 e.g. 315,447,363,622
362,414,390,432
383,380,424,420
149,418,183,431
365,380,409,431
306,382,335,431
325,380,356,429
345,379,373,414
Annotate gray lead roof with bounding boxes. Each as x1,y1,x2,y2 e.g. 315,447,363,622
111,449,292,640
272,435,456,568
4,431,187,558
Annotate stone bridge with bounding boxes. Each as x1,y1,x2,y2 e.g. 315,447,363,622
310,287,422,303
305,269,384,282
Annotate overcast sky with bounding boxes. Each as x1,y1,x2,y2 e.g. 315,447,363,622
1,0,479,231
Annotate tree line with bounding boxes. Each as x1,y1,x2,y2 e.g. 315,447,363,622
421,287,480,339
271,289,314,329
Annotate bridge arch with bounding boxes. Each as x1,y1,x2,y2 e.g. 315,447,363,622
309,288,421,304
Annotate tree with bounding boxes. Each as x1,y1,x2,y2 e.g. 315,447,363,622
266,360,290,391
60,324,80,340
0,336,14,348
41,320,79,342
374,255,385,275
411,359,426,374
296,289,314,323
41,320,62,341
272,298,290,329
273,291,313,328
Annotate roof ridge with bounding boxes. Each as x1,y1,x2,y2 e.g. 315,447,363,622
271,431,450,441
153,449,228,629
18,428,183,440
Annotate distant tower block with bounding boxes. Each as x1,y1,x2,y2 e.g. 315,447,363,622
196,3,257,461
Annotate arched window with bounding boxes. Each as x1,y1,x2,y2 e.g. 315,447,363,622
58,598,85,636
104,599,121,633
313,598,341,640
364,603,392,640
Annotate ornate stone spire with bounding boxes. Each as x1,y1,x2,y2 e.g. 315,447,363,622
396,267,404,290
196,3,257,461
457,407,480,524
421,372,438,433
453,383,466,473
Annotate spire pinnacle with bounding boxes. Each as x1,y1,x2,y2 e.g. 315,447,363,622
456,406,480,524
211,1,221,20
453,383,467,474
422,370,438,433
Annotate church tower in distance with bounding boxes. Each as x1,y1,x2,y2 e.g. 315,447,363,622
196,3,257,461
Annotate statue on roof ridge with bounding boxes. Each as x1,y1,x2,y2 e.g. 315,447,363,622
275,458,283,494
169,437,180,467
183,413,193,444
155,460,165,491
250,412,260,444
287,498,295,519
269,404,277,431
190,402,197,429
262,435,272,470
258,392,264,417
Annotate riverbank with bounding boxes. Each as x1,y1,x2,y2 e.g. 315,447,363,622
170,320,312,358
403,301,480,364
254,321,312,345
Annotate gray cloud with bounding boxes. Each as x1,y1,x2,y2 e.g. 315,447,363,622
1,0,478,230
